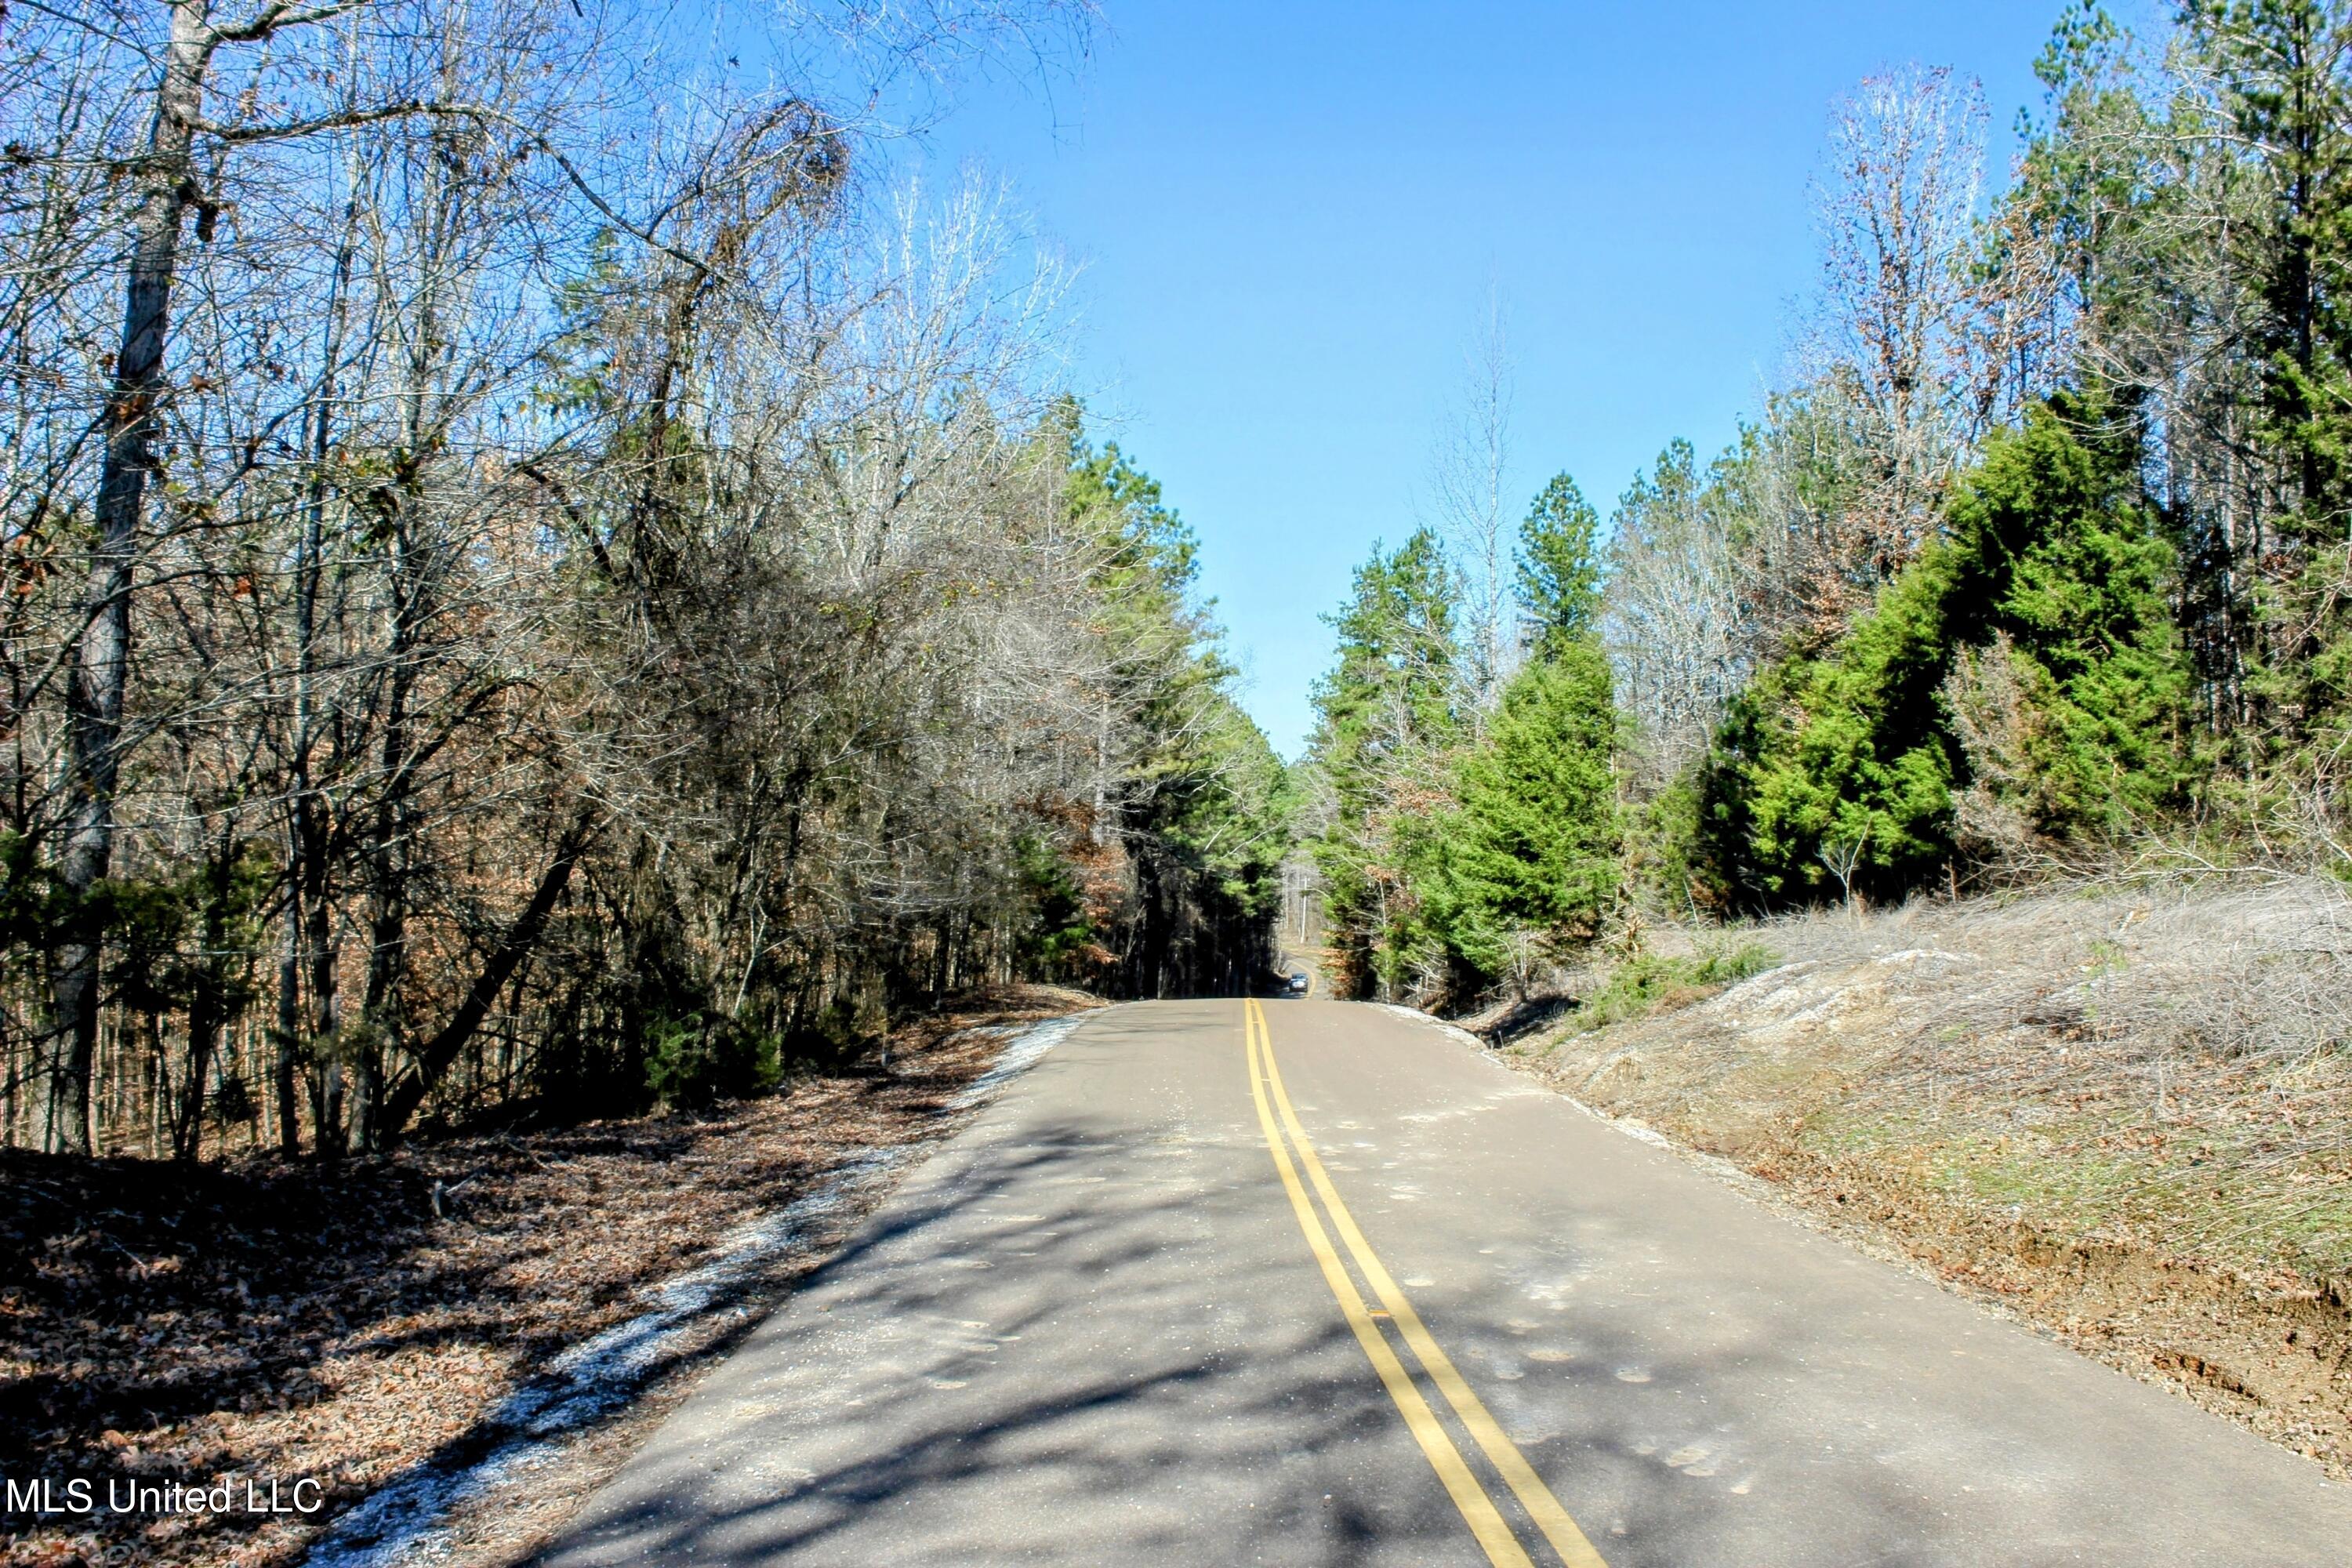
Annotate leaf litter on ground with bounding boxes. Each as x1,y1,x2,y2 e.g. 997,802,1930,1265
1,988,1100,1568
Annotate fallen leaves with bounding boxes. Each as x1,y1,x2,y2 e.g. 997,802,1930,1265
2,986,1094,1568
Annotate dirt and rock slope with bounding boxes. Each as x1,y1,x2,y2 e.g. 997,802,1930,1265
1487,875,2352,1478
0,988,1100,1568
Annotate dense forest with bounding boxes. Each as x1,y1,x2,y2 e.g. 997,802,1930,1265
14,0,2352,1156
0,0,1290,1158
1308,1,2352,1002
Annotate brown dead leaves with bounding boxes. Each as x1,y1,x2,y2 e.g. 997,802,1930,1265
2,986,1096,1568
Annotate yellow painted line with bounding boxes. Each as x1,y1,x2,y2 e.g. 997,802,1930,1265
1250,998,1612,1568
1242,1002,1536,1568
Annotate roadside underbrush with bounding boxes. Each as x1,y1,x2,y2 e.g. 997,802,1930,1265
0,985,1100,1568
1486,876,2352,1475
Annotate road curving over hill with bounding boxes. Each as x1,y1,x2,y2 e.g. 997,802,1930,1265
539,1000,2352,1566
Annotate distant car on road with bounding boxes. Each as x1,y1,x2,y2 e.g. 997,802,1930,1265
1284,971,1310,996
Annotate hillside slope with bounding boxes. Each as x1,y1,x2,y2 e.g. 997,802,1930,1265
1494,876,2352,1476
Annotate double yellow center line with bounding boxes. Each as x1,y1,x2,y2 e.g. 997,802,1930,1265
1242,997,1609,1568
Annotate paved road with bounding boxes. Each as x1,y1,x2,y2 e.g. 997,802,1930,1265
541,1000,2352,1566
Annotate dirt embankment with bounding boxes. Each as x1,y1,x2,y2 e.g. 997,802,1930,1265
1490,877,2352,1478
1,986,1102,1568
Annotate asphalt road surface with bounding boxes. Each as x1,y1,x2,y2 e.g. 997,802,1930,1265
540,999,2352,1566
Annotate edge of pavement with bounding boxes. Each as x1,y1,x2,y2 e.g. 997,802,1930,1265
295,1005,1105,1568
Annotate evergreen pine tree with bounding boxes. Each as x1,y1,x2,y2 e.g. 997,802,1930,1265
1445,644,1622,975
1515,473,1605,658
1700,399,2191,903
1308,531,1464,993
2191,0,2352,748
1942,396,2194,836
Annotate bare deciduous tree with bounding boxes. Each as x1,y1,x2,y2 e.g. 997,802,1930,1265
1427,285,1517,717
1601,441,1744,787
0,0,1299,1165
1766,66,2067,642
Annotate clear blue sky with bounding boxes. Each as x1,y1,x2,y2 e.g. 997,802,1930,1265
913,0,2105,759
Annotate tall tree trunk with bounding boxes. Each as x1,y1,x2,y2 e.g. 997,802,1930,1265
275,918,301,1154
278,188,360,1158
49,0,212,1152
307,881,342,1153
354,610,415,1154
